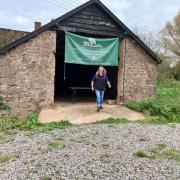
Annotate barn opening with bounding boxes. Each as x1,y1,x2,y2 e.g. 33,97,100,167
54,30,119,102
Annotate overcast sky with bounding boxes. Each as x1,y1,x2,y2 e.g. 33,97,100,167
0,0,179,32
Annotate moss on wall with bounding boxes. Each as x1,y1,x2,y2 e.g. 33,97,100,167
0,28,29,48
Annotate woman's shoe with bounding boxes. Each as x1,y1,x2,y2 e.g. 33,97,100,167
97,107,100,112
100,106,103,110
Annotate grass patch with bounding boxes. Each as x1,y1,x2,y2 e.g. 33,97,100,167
157,143,167,150
0,132,6,143
95,118,129,124
169,124,176,128
162,150,180,161
0,155,11,164
134,143,180,162
47,140,65,152
0,111,71,135
126,79,180,124
139,137,148,142
150,147,159,155
133,150,150,158
38,121,71,132
41,177,52,180
134,149,158,159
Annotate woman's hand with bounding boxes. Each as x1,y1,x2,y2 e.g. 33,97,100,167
107,82,111,88
91,81,94,92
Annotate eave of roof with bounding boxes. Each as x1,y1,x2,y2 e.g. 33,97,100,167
0,0,162,64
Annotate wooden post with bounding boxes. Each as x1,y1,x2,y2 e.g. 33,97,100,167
117,38,127,104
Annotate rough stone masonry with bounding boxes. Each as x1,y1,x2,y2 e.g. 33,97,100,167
117,38,158,103
0,30,56,116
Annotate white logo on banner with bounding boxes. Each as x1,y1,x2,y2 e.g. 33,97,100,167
83,38,102,48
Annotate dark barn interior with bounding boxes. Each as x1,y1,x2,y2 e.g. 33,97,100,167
54,30,118,101
53,3,124,101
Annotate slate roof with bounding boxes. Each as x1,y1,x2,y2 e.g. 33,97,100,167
0,28,29,48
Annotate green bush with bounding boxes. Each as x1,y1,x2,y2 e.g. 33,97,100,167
22,111,39,129
126,80,180,123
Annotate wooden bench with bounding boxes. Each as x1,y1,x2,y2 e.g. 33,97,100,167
69,87,92,103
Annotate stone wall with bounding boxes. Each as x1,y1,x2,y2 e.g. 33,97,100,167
0,30,56,116
117,38,158,102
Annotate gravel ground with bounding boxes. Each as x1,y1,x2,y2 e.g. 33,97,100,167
0,123,179,180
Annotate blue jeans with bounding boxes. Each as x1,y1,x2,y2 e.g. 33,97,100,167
95,89,105,107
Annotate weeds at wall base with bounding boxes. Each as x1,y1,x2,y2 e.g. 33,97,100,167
126,79,180,124
0,97,11,113
0,111,71,135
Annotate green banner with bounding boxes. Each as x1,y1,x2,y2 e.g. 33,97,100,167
65,32,119,66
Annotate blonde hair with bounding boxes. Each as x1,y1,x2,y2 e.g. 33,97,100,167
96,66,106,75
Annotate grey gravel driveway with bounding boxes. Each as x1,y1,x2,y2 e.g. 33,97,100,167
0,123,179,180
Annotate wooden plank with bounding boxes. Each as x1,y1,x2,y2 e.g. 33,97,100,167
69,87,91,90
61,20,120,31
69,27,120,36
60,22,121,33
64,17,118,28
78,10,108,17
74,13,110,21
59,26,77,32
56,26,120,36
81,9,108,15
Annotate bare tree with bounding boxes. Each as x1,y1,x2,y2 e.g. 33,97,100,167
160,11,180,61
131,24,162,54
130,24,175,80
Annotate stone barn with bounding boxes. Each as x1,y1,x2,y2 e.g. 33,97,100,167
0,0,161,116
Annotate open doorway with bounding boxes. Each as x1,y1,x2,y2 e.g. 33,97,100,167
54,30,118,102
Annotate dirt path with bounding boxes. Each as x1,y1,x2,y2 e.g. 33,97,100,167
38,102,144,124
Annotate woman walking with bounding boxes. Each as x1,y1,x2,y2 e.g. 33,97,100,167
91,66,111,112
